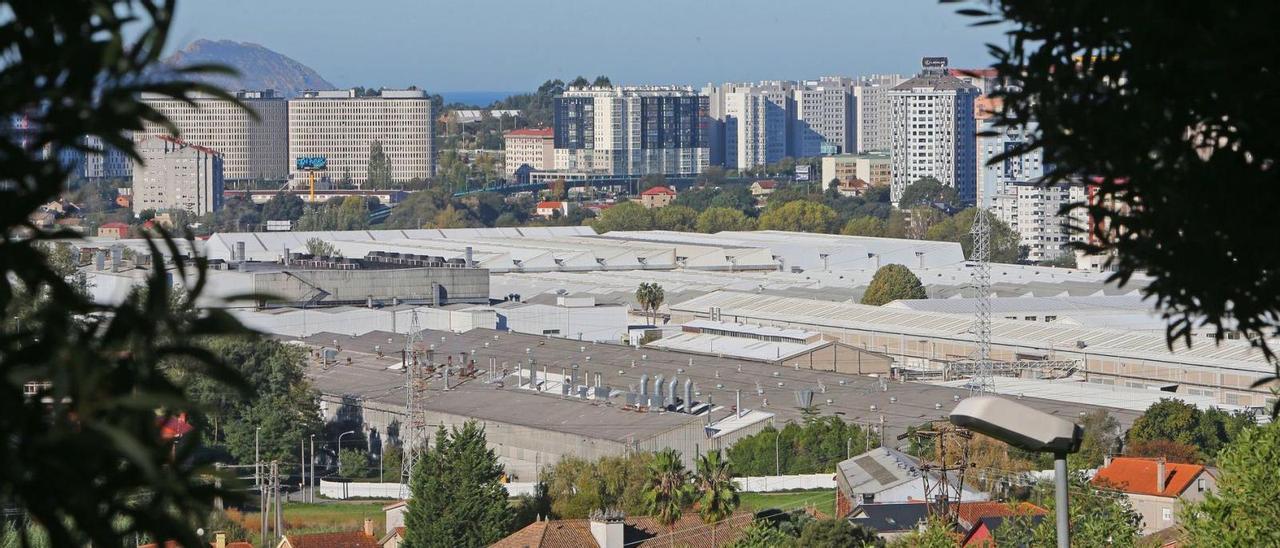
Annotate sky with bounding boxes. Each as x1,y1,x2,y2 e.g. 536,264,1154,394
167,0,1006,93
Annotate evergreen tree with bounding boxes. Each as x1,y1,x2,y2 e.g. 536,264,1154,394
860,264,927,305
366,140,393,190
403,421,510,547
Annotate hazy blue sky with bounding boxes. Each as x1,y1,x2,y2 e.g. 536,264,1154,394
168,0,1005,92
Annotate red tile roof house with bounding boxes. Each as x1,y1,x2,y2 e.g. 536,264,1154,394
535,201,571,218
1091,456,1216,535
749,179,778,196
494,509,753,548
97,221,130,239
957,501,1048,547
636,186,676,209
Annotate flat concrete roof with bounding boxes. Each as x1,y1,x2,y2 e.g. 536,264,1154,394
294,327,1142,446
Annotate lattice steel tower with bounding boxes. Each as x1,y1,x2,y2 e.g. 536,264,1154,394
969,207,994,394
400,311,429,497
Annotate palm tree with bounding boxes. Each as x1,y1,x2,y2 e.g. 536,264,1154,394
635,282,665,326
695,450,740,546
643,449,692,547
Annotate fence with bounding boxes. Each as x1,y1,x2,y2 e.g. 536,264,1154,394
318,480,540,500
732,473,837,492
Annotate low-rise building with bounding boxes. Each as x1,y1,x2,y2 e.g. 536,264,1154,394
835,447,989,518
1091,457,1216,535
97,221,129,240
504,128,555,178
534,200,571,218
750,179,778,197
636,186,676,209
821,152,891,187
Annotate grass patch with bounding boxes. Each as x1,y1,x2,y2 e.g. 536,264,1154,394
235,502,388,536
738,489,836,517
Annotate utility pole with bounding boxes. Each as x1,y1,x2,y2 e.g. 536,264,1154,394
274,461,283,539
309,434,315,504
255,427,261,488
300,438,305,503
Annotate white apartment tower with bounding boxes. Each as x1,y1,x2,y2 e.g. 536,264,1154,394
853,74,906,153
792,77,856,157
888,59,979,204
992,180,1088,262
553,86,709,177
138,90,287,182
714,81,794,170
131,135,224,215
977,120,1045,207
288,89,436,186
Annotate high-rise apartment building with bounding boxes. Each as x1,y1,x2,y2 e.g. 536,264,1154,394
792,77,856,157
288,89,435,186
977,120,1044,207
131,135,224,215
703,82,795,170
991,180,1088,262
888,58,979,205
853,74,906,153
553,86,709,177
139,90,287,182
503,128,554,178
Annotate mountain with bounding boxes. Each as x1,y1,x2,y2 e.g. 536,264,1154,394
163,39,335,98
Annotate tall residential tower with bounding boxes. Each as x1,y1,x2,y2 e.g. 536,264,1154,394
888,59,979,204
138,90,287,182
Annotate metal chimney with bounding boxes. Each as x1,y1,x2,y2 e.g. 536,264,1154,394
639,374,649,397
682,379,693,413
235,241,246,262
542,366,549,391
95,250,105,271
653,374,664,404
530,365,538,391
667,378,678,407
736,389,742,419
443,367,450,390
110,246,122,272
594,372,603,388
516,363,524,387
464,246,473,267
283,247,290,265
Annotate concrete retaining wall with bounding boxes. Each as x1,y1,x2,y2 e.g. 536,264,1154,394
733,473,837,492
319,480,539,500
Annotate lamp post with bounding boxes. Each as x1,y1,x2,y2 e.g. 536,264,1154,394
950,396,1083,548
309,434,315,503
338,430,356,477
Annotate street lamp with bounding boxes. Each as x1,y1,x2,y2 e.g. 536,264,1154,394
950,396,1083,548
338,430,356,477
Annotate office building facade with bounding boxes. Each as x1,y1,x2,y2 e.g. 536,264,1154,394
888,59,979,204
553,86,709,177
288,89,435,186
139,90,287,182
131,135,224,215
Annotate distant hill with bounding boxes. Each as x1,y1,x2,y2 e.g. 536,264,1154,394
163,39,334,98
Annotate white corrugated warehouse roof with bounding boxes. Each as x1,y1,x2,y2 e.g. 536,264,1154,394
645,332,828,362
672,291,1274,374
929,377,1244,413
